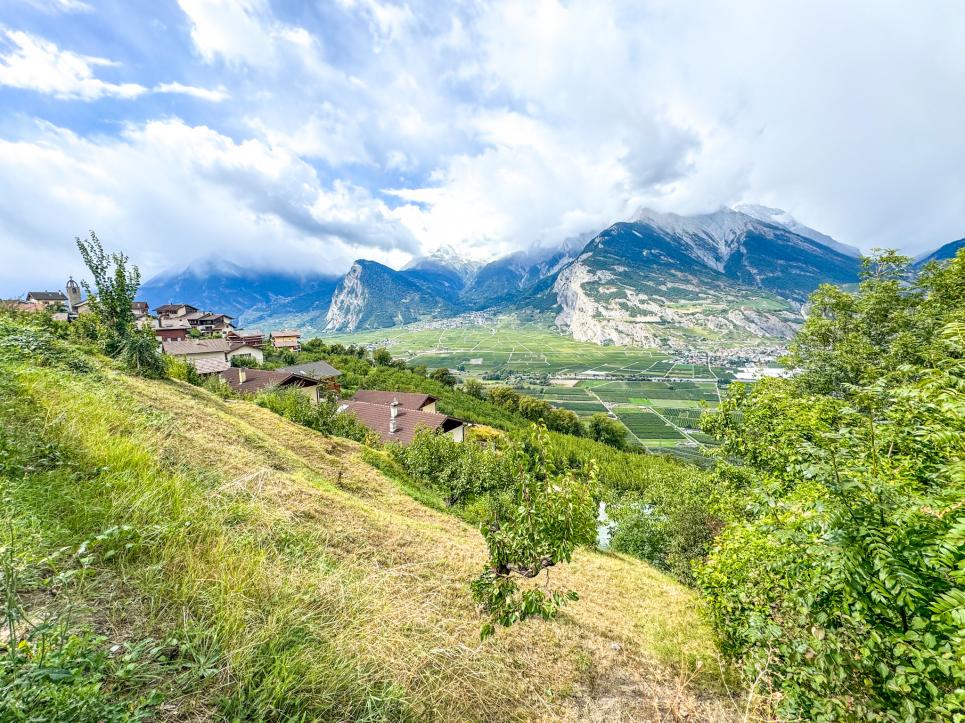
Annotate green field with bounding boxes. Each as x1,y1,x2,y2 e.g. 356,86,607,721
323,315,732,378
327,315,736,457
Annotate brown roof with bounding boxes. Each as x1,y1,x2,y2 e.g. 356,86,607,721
338,400,461,445
199,313,234,322
220,367,319,395
271,330,301,337
351,390,437,410
156,303,197,313
161,339,231,355
192,358,231,374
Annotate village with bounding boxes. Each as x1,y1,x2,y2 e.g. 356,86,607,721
7,281,467,447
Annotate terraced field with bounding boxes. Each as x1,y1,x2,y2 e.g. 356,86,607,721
323,315,732,378
326,315,742,460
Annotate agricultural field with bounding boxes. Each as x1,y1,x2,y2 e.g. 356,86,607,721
327,314,742,459
324,314,729,379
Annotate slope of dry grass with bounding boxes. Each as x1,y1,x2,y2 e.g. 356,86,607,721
4,357,740,720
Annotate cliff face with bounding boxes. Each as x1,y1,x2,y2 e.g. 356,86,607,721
323,260,454,332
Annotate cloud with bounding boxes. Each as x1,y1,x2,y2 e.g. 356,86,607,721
20,0,93,14
0,27,230,101
0,27,145,99
0,119,418,292
3,0,965,295
154,81,229,102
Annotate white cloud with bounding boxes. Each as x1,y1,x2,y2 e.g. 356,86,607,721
0,27,146,99
0,119,417,291
154,82,230,102
0,27,232,102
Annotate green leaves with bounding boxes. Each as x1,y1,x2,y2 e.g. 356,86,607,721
472,424,597,637
696,249,965,720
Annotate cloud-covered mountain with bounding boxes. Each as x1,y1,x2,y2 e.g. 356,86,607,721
542,208,861,346
141,206,876,343
138,260,339,326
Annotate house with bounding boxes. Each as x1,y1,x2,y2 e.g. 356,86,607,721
131,301,149,318
161,339,264,374
196,313,234,334
220,368,323,402
351,390,438,414
153,318,191,342
26,291,67,309
337,398,465,444
226,343,264,365
270,330,301,351
278,360,341,380
225,329,264,347
278,360,341,393
155,303,198,319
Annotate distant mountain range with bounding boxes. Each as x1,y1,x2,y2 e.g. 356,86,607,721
916,237,965,266
139,207,961,346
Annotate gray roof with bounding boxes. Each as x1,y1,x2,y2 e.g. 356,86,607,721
161,339,231,355
278,360,342,378
27,291,67,301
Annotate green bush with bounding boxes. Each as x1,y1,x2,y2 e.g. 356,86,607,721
696,251,965,720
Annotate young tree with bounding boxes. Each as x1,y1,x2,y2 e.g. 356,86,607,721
462,377,485,399
586,413,627,449
429,367,457,387
75,231,140,351
372,348,393,366
471,425,598,639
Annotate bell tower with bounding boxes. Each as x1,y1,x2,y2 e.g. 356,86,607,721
65,277,81,312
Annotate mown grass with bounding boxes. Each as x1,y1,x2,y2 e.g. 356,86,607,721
1,328,739,720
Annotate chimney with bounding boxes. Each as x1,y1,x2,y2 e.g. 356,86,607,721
390,398,399,419
238,368,246,384
389,418,398,434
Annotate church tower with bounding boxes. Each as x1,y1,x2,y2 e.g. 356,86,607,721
65,277,81,313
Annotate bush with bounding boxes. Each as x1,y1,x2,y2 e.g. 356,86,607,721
255,388,373,444
120,328,166,378
392,427,510,505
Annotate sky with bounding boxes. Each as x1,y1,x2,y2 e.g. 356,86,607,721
1,0,964,295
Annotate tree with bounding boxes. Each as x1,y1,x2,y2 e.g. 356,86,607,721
429,367,457,387
487,385,521,412
75,231,140,352
697,250,965,720
471,425,598,639
785,251,920,396
586,413,626,449
462,377,485,399
119,328,166,378
372,348,393,366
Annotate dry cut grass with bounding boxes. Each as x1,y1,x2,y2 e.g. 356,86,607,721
10,364,741,721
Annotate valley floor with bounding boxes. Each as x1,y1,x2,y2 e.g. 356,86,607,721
2,355,741,720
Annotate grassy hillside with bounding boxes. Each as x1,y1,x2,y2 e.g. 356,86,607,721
0,325,737,720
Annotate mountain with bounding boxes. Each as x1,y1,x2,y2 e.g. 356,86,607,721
461,234,591,308
323,259,454,332
139,260,339,327
915,237,965,266
400,246,484,302
734,204,861,258
542,208,862,347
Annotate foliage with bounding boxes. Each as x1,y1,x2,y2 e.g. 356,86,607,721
462,377,485,399
372,348,393,366
471,425,598,639
429,367,457,387
255,387,375,445
586,413,627,449
164,356,203,386
697,250,965,720
119,328,166,379
391,428,510,506
75,231,141,354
